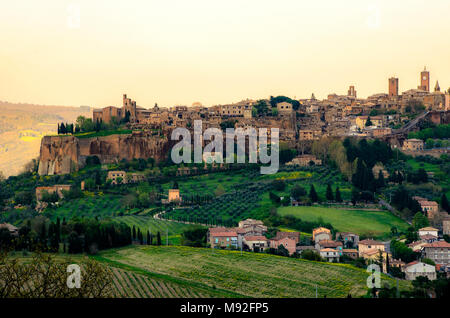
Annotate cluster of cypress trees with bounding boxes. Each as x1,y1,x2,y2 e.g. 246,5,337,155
132,225,162,246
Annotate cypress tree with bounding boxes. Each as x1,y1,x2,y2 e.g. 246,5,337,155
132,226,136,240
157,231,162,246
309,184,318,202
377,169,385,188
335,187,342,202
146,231,151,245
138,229,143,245
326,184,334,201
441,193,450,213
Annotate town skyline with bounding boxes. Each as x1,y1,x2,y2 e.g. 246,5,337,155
1,65,448,109
1,1,450,107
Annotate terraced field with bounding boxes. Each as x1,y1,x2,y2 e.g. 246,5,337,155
98,246,411,298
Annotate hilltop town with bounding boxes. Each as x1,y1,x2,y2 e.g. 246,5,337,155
1,66,450,299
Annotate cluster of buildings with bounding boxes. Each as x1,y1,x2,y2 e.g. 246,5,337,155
208,220,450,281
90,68,449,151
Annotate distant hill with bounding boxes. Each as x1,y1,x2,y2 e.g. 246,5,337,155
0,101,91,177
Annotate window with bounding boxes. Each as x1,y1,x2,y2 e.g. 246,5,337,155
215,238,218,243
226,238,229,242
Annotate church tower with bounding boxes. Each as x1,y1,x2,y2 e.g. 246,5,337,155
435,80,440,92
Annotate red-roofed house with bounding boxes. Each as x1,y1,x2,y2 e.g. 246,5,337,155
320,248,340,262
208,228,238,249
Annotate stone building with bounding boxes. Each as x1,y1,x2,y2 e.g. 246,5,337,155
404,261,436,281
443,217,450,236
422,241,450,265
402,139,424,151
35,184,72,201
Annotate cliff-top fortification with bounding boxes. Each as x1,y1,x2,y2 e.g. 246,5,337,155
38,132,171,175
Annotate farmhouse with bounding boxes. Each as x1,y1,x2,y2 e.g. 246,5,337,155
274,231,299,244
320,248,340,262
243,236,268,252
358,239,385,257
269,237,297,255
336,232,360,248
312,227,331,242
404,261,437,281
237,219,267,236
208,228,238,249
418,227,439,238
413,197,439,219
315,240,343,255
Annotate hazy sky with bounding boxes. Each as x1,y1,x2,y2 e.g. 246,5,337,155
1,0,449,108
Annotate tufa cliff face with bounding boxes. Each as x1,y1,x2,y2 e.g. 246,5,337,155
38,132,171,175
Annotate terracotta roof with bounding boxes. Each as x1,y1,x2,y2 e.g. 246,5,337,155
359,239,383,245
275,232,299,240
423,241,450,248
209,227,231,233
405,261,419,268
343,249,358,253
318,240,343,248
243,236,267,242
419,227,438,232
271,236,296,243
211,231,238,237
320,248,338,253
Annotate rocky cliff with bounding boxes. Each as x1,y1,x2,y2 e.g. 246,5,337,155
38,132,171,175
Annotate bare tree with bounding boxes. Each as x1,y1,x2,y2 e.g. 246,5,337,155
0,252,113,298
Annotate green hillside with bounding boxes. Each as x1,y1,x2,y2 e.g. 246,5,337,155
97,245,411,298
278,206,410,239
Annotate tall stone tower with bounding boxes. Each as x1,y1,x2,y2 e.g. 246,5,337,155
388,77,399,96
347,85,357,98
419,67,430,92
122,94,137,122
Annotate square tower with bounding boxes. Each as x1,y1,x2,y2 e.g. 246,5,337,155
419,67,430,92
389,77,399,97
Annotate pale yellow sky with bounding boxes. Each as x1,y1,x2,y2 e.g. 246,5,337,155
1,0,449,108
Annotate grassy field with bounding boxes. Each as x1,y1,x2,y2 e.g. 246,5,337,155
278,206,409,238
5,253,226,298
112,215,198,245
44,194,125,220
109,267,218,298
97,245,410,298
